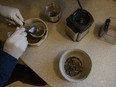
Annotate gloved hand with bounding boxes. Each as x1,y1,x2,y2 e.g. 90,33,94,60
3,27,28,59
0,5,24,25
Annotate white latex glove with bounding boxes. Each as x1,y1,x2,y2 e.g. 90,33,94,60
3,27,28,59
0,5,24,25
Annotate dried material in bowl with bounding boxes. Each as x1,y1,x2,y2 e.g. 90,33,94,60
27,30,47,44
59,49,92,82
64,56,83,77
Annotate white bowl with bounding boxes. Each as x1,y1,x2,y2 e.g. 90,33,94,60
24,18,48,46
59,49,92,82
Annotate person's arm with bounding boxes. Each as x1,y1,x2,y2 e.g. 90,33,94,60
0,28,28,87
0,4,24,25
0,51,18,87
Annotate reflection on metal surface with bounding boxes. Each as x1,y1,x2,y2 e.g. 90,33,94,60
45,2,62,23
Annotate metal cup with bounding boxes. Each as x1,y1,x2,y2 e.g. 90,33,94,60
45,2,62,23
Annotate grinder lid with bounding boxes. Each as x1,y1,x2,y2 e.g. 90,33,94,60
66,9,94,33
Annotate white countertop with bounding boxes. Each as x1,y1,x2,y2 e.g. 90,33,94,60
0,0,116,87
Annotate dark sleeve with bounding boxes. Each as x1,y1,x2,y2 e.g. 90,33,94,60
0,42,18,87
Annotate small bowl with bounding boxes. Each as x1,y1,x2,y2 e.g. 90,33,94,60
24,18,48,46
59,49,92,82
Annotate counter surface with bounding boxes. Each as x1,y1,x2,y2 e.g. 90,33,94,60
0,0,116,87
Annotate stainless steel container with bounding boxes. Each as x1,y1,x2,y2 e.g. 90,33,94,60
45,2,62,23
66,26,89,41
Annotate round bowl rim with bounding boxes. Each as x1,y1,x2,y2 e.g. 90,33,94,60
59,49,92,82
